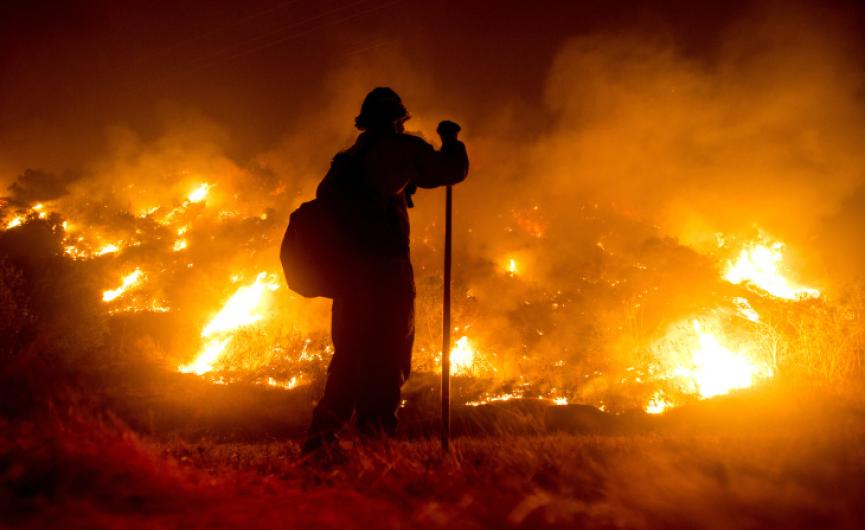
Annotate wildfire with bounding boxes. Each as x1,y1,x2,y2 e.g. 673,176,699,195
450,335,475,375
646,315,774,413
186,183,212,204
179,272,280,376
465,392,518,407
645,390,672,414
102,269,145,302
0,186,829,417
681,320,772,398
96,243,121,256
732,297,760,322
266,376,299,389
506,258,518,276
5,216,24,229
723,240,820,300
644,235,820,413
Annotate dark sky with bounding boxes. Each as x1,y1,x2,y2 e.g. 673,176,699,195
1,0,862,173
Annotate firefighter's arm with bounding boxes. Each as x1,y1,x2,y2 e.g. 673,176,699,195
410,121,469,189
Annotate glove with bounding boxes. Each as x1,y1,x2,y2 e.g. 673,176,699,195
436,120,461,142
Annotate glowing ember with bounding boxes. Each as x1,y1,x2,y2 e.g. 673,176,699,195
179,272,280,376
450,335,475,375
173,238,188,251
465,392,518,407
186,183,212,204
102,269,144,302
5,216,24,229
724,240,819,300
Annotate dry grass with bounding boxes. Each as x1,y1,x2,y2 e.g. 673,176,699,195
3,387,865,530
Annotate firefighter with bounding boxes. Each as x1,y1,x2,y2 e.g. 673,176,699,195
303,87,468,453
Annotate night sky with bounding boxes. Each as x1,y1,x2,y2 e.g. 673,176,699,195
5,0,861,175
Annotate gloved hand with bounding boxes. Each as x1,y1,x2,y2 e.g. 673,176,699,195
436,120,461,142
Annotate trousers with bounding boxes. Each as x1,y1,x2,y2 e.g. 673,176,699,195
304,256,414,447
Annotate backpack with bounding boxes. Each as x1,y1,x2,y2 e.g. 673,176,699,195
280,197,342,298
280,140,408,298
280,151,359,299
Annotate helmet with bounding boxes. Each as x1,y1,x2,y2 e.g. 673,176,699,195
354,87,409,131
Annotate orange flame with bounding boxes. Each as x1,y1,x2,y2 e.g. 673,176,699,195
179,272,280,376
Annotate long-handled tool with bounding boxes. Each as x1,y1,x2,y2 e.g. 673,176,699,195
441,183,453,452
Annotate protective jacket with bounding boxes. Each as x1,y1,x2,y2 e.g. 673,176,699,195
305,130,467,444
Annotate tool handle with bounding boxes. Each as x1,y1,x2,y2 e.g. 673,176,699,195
441,184,452,452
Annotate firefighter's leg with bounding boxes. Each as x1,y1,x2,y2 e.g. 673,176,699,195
303,364,355,453
355,364,402,437
302,298,357,453
355,271,414,437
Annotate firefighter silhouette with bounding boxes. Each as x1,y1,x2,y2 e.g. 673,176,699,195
303,87,468,453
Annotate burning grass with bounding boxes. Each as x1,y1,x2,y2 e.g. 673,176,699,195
2,180,861,415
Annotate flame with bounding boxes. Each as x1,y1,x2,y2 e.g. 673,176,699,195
685,320,772,398
108,299,171,314
465,392,518,407
655,318,774,402
266,376,299,389
179,272,280,376
732,296,760,322
186,183,212,204
182,339,230,376
102,269,144,302
645,235,816,412
645,390,672,414
507,258,518,276
5,216,24,229
173,238,188,252
96,243,121,256
450,335,475,375
723,240,819,300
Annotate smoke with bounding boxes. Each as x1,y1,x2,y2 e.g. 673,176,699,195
5,169,81,204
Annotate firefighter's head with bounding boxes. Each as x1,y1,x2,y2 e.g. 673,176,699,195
355,87,410,132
